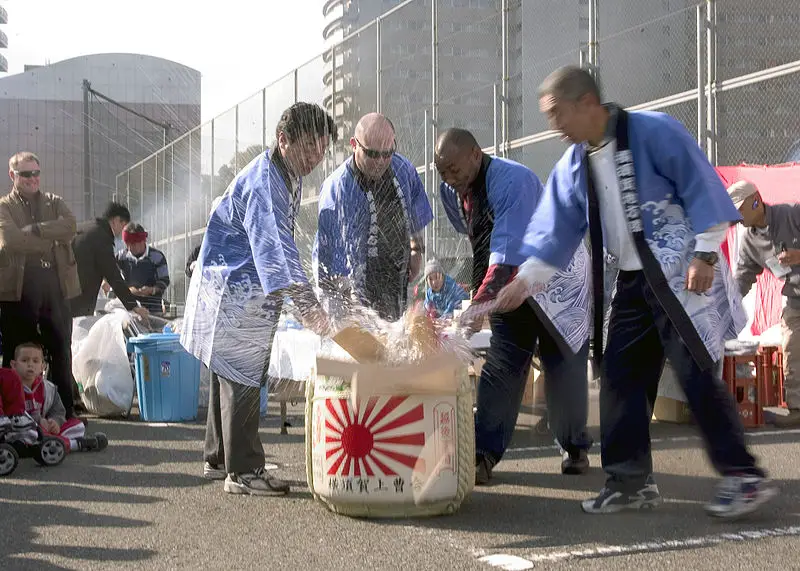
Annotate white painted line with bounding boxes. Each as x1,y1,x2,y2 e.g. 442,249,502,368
506,427,800,455
519,525,800,564
478,554,534,570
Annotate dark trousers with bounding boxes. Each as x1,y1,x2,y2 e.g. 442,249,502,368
475,302,592,465
204,372,264,474
601,271,763,490
0,265,74,417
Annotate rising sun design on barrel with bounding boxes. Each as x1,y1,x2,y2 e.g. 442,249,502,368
325,396,426,477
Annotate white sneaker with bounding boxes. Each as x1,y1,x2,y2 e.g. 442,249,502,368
203,462,227,480
223,467,290,496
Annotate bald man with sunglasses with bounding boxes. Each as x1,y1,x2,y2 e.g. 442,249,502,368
313,113,433,321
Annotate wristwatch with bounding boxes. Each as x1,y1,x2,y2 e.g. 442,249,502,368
693,251,719,266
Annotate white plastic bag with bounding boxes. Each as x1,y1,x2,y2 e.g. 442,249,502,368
72,310,135,417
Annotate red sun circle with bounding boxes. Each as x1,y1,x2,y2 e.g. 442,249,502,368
340,423,374,459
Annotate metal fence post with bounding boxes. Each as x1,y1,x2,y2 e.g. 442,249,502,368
209,119,215,216
706,0,717,165
234,105,240,172
500,0,508,157
589,0,599,88
262,88,267,149
140,165,144,222
424,108,430,258
376,16,382,114
696,3,706,152
330,45,337,168
430,0,439,257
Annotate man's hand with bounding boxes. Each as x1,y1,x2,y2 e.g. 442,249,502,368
779,248,800,267
685,258,715,293
132,306,150,320
101,280,112,294
408,250,423,281
457,306,485,336
129,286,141,295
494,278,539,313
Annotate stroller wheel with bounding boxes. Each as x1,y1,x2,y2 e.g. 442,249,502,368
0,443,19,476
34,437,67,467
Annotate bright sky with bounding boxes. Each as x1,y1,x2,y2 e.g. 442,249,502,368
2,0,327,121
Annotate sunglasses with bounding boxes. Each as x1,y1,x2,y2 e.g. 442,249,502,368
14,170,41,178
355,138,395,159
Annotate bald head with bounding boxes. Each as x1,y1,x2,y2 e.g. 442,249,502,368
435,128,480,162
434,128,483,195
352,113,396,179
354,113,395,148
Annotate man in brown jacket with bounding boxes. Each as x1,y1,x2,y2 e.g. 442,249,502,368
0,151,81,419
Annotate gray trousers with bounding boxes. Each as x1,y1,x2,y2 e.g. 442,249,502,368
204,372,264,474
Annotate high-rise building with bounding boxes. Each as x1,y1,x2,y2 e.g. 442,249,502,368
317,0,800,265
0,3,8,72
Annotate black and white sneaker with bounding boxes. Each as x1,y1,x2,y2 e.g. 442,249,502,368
581,476,663,514
705,474,777,519
223,467,290,496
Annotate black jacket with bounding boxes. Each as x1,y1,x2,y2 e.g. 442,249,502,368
70,218,138,317
186,245,201,279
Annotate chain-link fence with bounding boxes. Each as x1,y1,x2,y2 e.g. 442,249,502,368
117,0,800,312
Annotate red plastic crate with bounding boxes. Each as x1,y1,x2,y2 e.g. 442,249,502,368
758,345,786,408
723,353,765,428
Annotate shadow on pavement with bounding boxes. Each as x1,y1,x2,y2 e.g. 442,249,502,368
0,482,163,505
0,500,156,570
374,472,799,554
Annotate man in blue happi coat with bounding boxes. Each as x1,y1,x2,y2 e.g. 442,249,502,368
181,103,336,497
435,127,593,484
313,113,432,322
495,66,775,518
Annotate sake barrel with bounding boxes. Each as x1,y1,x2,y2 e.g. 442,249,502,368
305,355,475,518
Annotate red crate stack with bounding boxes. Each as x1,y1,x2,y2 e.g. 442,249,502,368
723,352,765,428
758,345,785,408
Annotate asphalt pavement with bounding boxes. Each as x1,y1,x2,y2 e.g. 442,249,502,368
2,393,798,571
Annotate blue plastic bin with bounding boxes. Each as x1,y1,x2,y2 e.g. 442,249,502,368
127,333,201,422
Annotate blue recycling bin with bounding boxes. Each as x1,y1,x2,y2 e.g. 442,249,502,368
127,333,201,422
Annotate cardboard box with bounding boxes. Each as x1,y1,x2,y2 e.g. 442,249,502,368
332,326,386,363
522,364,545,411
316,353,463,411
652,396,693,424
652,361,692,424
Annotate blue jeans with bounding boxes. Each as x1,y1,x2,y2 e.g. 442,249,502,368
601,271,763,490
475,302,592,465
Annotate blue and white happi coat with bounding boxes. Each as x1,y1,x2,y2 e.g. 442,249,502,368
312,153,433,310
521,108,746,367
440,156,592,353
180,149,306,387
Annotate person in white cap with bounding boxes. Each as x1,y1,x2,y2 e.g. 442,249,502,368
728,180,800,426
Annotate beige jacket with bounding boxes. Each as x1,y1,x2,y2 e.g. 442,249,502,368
0,189,81,301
